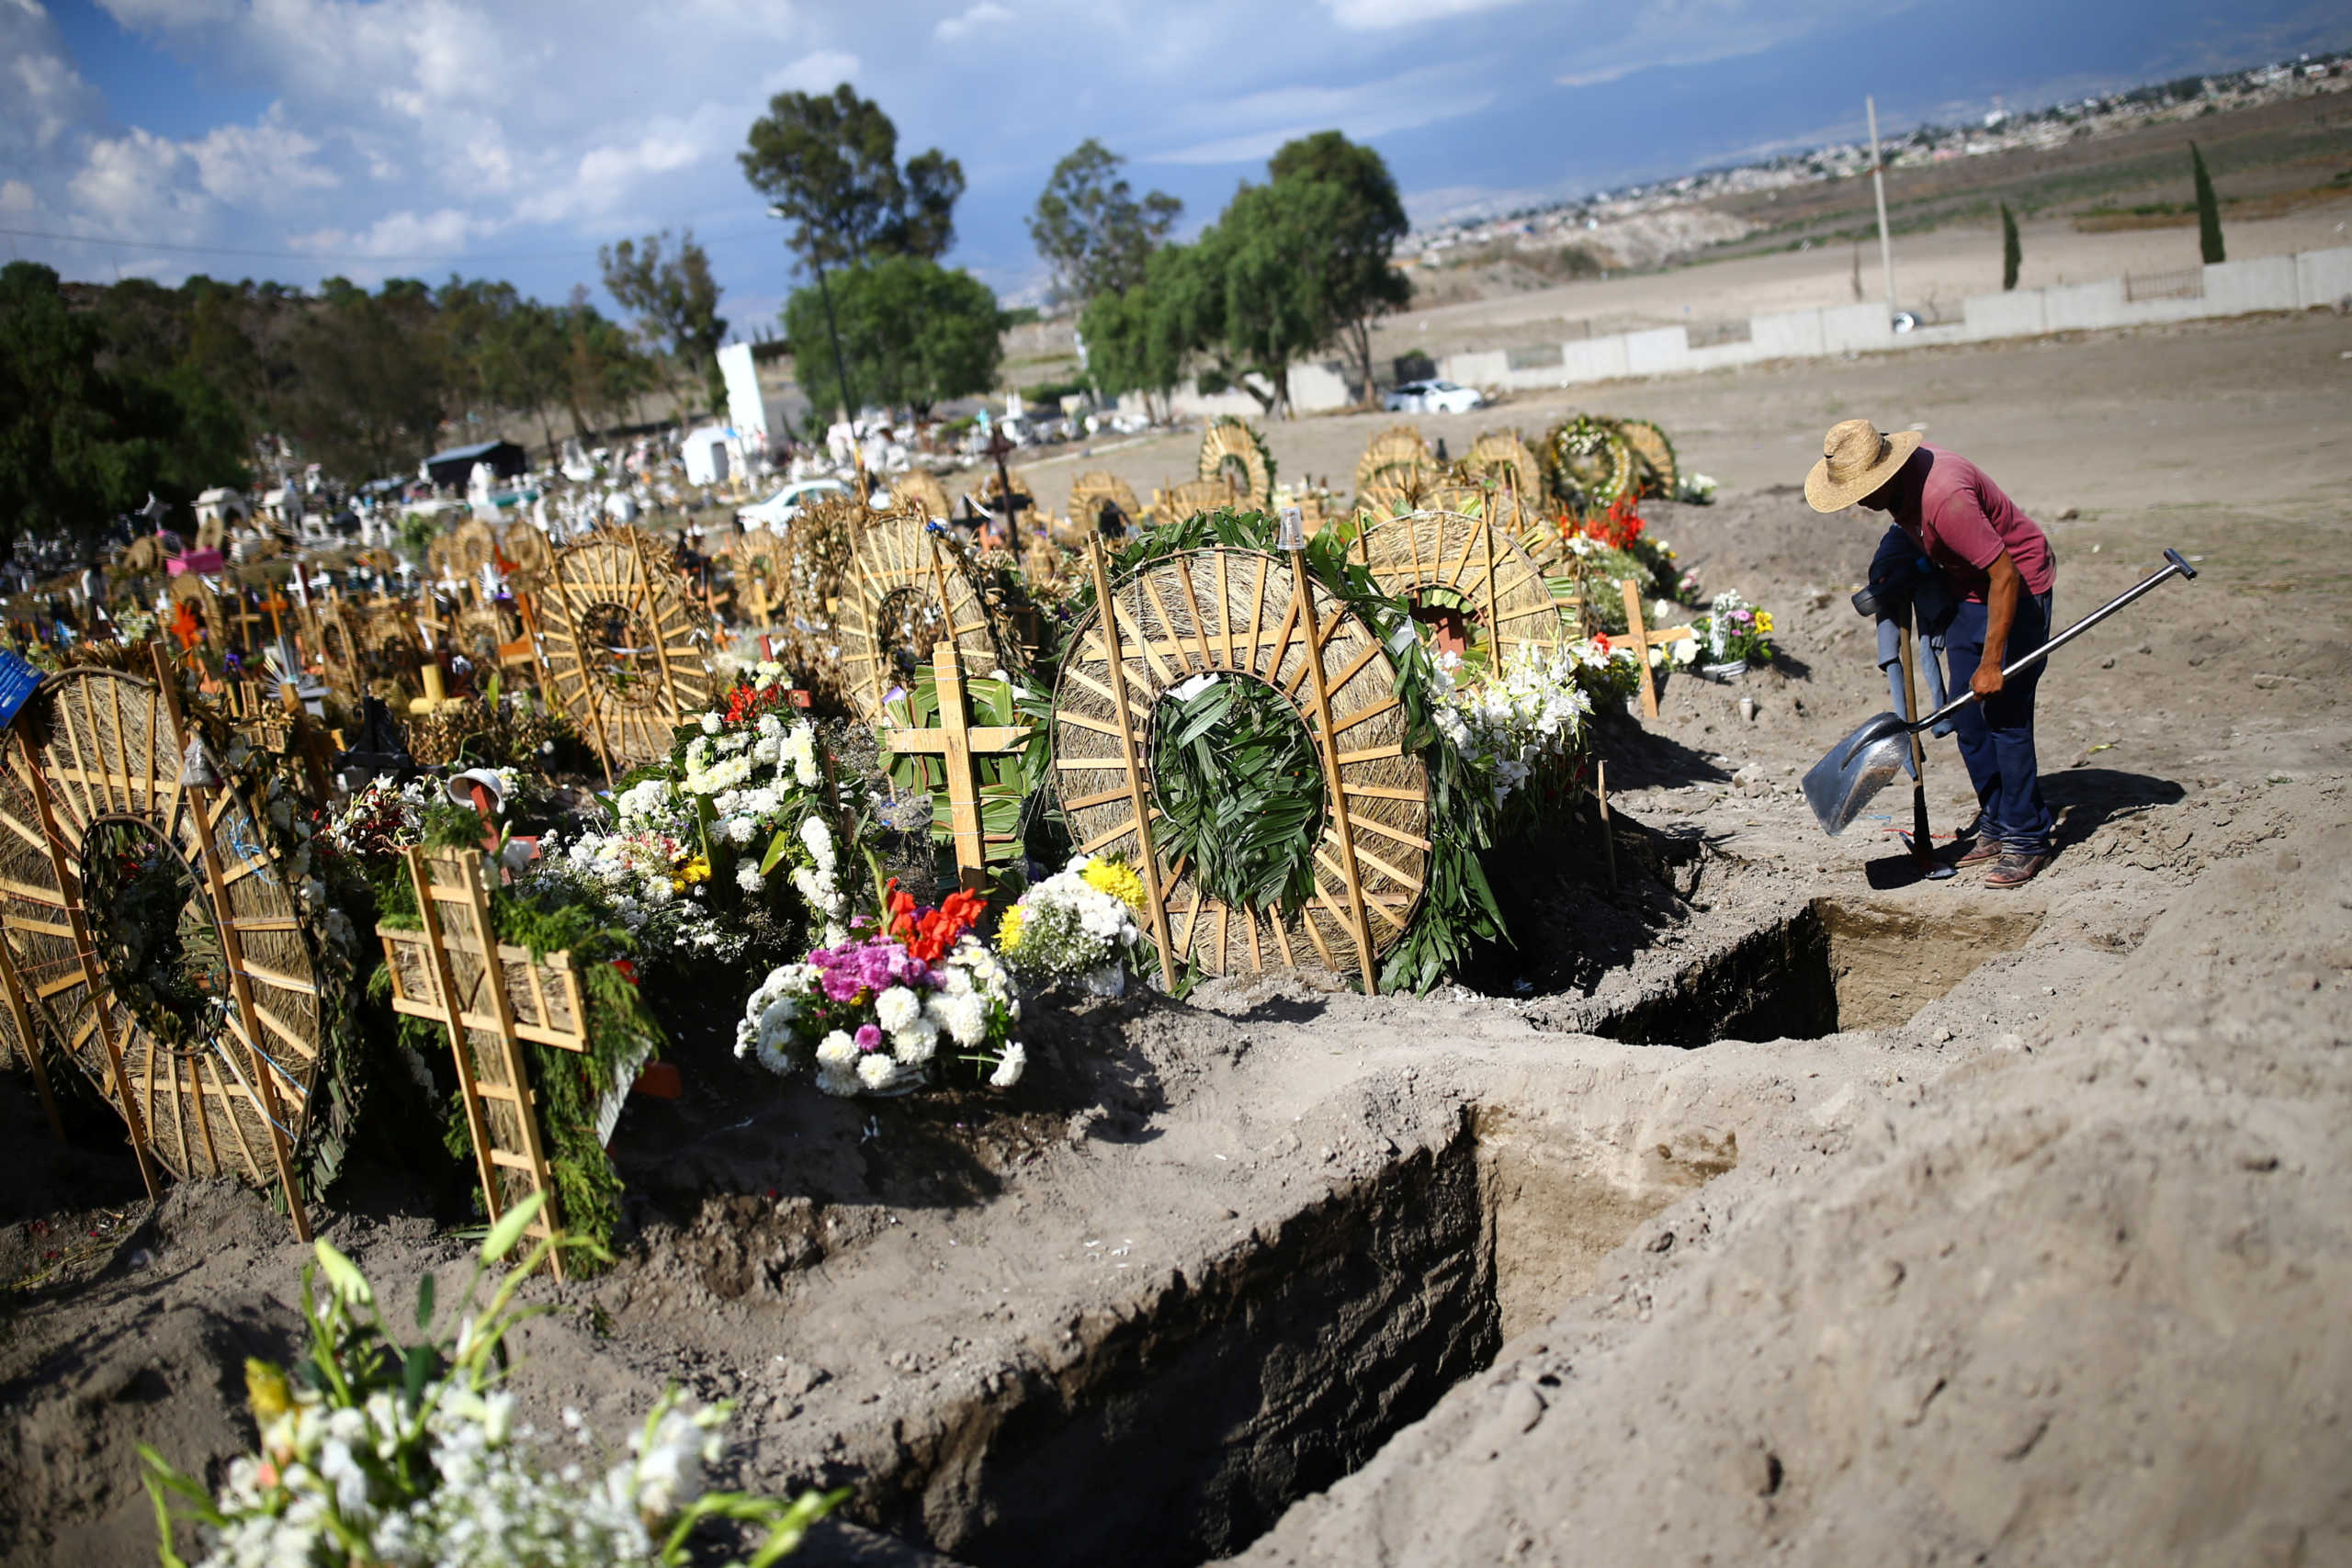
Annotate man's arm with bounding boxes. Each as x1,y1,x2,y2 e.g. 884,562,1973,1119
1973,550,2022,697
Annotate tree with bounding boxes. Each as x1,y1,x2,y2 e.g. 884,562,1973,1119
740,84,967,421
2191,141,2225,265
600,230,729,419
1029,139,1182,306
2000,203,2021,291
1079,264,1187,420
0,262,251,555
1266,130,1410,403
781,257,1000,420
282,279,449,482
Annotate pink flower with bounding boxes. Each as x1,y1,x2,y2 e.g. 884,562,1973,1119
854,1024,883,1051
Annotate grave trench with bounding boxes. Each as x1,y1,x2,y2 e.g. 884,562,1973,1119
1589,895,2045,1046
831,894,2037,1566
842,1101,1733,1568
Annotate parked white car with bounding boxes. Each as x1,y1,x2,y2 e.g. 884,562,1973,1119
737,477,853,528
1384,378,1485,414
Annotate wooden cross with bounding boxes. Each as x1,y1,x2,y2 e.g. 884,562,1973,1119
1621,580,1699,722
227,591,270,654
377,845,594,1280
881,642,1032,891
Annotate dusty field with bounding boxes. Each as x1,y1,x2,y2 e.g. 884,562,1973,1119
6,311,2350,1567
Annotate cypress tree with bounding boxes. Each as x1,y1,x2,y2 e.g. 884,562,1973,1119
2000,203,2020,291
2191,142,2225,265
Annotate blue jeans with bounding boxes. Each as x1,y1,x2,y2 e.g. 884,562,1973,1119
1943,590,2054,857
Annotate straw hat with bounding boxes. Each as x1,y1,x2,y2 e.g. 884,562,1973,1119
1804,419,1922,512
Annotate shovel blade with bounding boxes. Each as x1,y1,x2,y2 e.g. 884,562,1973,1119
1802,711,1915,836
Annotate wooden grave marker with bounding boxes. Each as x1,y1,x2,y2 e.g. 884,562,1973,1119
378,845,592,1280
1620,580,1699,722
882,643,1033,892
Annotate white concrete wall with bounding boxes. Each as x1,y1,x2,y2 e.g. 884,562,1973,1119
2204,255,2299,314
2299,247,2352,308
1295,243,2352,403
1964,289,2047,337
1751,308,1827,359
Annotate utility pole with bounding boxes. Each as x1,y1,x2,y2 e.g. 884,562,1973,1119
1867,96,1898,320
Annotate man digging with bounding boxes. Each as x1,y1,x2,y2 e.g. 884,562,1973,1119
1807,419,2058,886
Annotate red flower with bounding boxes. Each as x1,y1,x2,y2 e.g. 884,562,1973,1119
611,958,639,986
884,879,986,962
1591,632,1612,656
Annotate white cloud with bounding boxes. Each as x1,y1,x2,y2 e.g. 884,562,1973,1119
290,207,486,258
0,178,40,215
187,115,338,208
1322,0,1525,29
1148,62,1499,165
4,0,106,154
933,2,1012,43
762,49,860,95
1553,0,1918,88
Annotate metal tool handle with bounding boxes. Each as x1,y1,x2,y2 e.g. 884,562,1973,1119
1915,549,2197,732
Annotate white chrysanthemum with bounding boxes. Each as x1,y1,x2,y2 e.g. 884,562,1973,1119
815,1067,861,1098
699,712,721,734
989,1043,1025,1088
874,986,919,1032
814,1032,859,1070
891,1017,940,1065
856,1053,904,1091
736,861,764,891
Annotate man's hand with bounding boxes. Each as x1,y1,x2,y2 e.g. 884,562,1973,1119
1972,660,2005,698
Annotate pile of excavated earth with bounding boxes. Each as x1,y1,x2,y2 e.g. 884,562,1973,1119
4,470,2347,1568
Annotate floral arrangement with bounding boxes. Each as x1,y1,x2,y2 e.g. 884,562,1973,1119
1430,644,1597,813
1692,590,1776,666
1675,471,1719,504
319,776,435,868
735,883,1021,1098
523,660,857,968
140,1198,839,1568
998,855,1148,988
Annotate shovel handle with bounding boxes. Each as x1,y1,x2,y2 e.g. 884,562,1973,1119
1915,549,2198,732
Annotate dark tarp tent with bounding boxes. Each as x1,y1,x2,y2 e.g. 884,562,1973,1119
424,439,527,490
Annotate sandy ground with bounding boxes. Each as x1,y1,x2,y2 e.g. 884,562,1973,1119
5,310,2350,1567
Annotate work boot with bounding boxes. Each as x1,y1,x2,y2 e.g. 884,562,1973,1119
1985,849,2048,888
1952,837,2003,868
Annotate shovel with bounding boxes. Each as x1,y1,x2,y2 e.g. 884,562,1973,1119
1804,549,2198,836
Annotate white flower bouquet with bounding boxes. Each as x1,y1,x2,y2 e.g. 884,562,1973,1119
1431,644,1597,811
140,1196,840,1568
996,855,1148,989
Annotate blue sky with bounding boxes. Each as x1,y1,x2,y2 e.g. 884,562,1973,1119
6,0,2346,326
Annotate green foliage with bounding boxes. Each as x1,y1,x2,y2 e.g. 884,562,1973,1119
1151,675,1325,912
1078,258,1189,409
602,230,730,418
876,666,1046,872
0,262,251,553
281,278,449,481
1029,138,1182,306
2190,141,2225,265
782,256,1001,417
2001,202,2021,291
740,83,965,272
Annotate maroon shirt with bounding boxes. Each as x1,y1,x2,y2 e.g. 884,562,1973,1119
1890,446,2055,603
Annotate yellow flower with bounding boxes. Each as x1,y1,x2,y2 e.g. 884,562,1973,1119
1756,611,1774,634
997,905,1025,951
244,1359,291,1425
1082,856,1149,914
681,856,711,885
